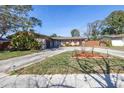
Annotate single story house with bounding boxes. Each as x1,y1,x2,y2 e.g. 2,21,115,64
36,37,86,49
6,32,101,50
37,36,100,49
51,37,86,47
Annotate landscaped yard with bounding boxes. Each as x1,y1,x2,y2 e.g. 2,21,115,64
0,50,38,60
12,51,124,75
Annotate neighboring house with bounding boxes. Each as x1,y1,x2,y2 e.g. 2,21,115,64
102,34,124,46
0,38,10,50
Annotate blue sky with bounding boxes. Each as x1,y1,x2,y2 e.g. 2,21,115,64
30,5,124,37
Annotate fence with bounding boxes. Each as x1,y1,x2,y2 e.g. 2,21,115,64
85,40,100,47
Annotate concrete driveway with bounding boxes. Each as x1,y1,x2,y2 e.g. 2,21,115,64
0,47,124,73
0,48,67,73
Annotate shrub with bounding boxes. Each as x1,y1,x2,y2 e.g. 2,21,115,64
106,40,112,47
11,31,42,50
100,40,112,47
29,40,42,50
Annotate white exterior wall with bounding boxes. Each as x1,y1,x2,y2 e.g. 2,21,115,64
36,38,46,49
41,39,46,49
112,38,124,46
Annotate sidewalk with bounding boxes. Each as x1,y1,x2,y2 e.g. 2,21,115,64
0,74,124,88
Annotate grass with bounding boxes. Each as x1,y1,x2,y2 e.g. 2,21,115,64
0,50,38,60
11,51,124,75
107,46,124,51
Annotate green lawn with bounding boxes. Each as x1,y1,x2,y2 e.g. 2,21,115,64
0,50,38,60
107,46,124,51
11,51,124,75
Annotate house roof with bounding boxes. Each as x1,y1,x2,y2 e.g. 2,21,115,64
0,38,10,42
32,32,51,39
7,31,52,40
51,37,86,40
102,34,124,38
7,31,87,41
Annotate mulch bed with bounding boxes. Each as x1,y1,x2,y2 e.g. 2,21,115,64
72,52,111,59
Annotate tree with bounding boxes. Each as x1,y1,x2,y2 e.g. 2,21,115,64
50,33,57,37
105,10,124,34
23,17,42,31
86,20,103,40
101,27,116,35
0,5,41,37
71,29,80,37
